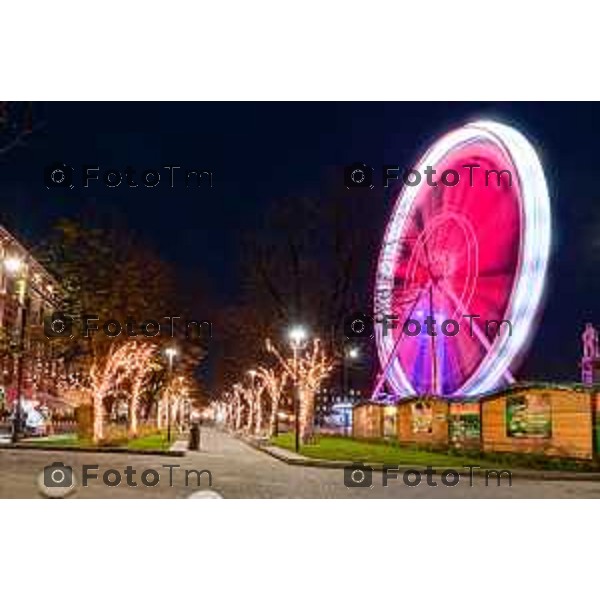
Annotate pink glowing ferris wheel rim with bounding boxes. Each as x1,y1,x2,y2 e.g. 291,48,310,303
374,120,551,398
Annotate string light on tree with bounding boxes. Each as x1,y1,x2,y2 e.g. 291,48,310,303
256,365,289,437
266,336,333,444
86,341,156,442
247,369,267,436
233,383,244,430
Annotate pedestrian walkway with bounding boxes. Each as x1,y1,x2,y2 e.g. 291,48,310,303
2,426,600,497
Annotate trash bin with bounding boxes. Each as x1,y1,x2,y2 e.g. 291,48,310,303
189,422,200,451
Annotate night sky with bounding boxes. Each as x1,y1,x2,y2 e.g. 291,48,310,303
0,102,598,382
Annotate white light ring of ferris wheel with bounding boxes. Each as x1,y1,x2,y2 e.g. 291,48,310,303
374,120,551,398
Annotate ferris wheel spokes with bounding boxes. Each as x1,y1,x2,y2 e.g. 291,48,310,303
435,280,515,387
372,284,428,399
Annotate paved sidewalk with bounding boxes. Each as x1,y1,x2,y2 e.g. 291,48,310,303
3,427,600,497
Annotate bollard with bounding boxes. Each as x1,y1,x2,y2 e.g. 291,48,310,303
189,422,200,451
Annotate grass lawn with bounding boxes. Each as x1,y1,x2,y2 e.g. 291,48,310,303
22,430,175,452
126,432,174,451
272,432,496,467
271,432,599,471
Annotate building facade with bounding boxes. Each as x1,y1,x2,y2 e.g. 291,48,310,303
0,225,62,415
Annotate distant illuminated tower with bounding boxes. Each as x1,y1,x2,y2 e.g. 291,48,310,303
581,323,600,385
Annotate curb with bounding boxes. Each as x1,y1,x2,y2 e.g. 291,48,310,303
0,442,186,457
243,438,600,483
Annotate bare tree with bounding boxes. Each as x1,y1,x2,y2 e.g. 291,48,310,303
0,101,36,157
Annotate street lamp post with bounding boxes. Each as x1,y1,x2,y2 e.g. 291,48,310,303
177,375,186,427
165,346,177,443
288,325,307,453
342,345,359,436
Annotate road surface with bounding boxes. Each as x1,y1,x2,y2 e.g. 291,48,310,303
1,427,600,498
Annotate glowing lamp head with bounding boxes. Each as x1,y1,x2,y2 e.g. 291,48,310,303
4,256,23,275
288,325,308,347
165,347,178,360
347,347,360,360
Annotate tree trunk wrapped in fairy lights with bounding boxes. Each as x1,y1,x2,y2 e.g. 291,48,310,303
156,398,164,429
257,367,288,438
225,397,234,428
161,376,189,432
86,341,155,442
219,392,232,428
128,345,156,436
244,385,254,433
297,386,316,442
266,337,332,444
253,379,266,436
233,384,244,430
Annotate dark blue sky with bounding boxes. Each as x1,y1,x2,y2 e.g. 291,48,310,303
0,102,598,381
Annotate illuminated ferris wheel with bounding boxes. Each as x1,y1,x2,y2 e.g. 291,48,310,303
373,121,551,398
